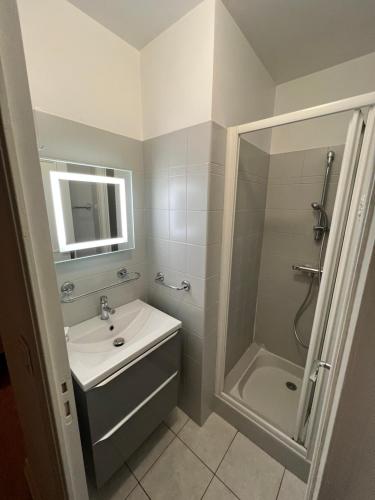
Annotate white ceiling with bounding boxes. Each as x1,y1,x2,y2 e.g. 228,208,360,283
68,0,375,83
68,0,203,49
222,0,375,83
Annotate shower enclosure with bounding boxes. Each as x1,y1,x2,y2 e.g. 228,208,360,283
215,93,375,484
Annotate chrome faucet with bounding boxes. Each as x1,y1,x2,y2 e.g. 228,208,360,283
100,295,115,320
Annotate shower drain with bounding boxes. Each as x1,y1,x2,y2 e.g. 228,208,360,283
286,381,297,391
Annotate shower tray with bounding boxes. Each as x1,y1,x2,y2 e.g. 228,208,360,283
225,344,304,436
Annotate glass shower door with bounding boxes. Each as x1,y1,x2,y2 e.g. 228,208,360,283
294,109,366,447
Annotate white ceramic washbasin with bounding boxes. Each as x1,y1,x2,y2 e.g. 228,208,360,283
66,299,181,391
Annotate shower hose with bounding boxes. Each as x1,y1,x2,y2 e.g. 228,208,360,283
293,232,326,349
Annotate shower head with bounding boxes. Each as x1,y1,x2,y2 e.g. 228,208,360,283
327,150,335,166
311,202,329,232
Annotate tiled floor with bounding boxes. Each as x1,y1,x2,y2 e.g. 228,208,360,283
91,408,307,500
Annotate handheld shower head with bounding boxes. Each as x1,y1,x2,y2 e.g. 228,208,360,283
311,202,329,233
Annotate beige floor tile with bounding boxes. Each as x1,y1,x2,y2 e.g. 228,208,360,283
90,463,137,500
277,470,306,500
126,484,149,500
216,433,284,500
127,423,174,480
179,412,237,471
141,438,213,500
203,477,238,499
164,406,189,434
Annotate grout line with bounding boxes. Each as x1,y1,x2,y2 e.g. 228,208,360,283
214,430,237,474
175,433,217,474
175,425,238,478
136,434,178,483
275,468,286,500
138,482,151,499
200,474,215,499
124,473,139,499
213,475,241,500
175,416,190,436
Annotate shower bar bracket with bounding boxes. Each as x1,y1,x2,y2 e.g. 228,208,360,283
292,264,322,276
154,272,191,291
60,267,141,303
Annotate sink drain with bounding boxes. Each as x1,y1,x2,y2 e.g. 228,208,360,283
113,337,125,347
286,381,297,391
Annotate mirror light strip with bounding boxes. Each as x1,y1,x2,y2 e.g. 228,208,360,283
50,171,128,252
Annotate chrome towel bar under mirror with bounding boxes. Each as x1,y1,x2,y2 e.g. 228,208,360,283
155,272,191,291
60,267,141,303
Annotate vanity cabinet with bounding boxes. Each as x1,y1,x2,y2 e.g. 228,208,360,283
73,330,181,488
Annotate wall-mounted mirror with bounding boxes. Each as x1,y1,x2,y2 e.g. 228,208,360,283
40,158,134,263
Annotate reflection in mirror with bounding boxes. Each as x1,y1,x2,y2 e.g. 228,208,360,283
41,159,134,263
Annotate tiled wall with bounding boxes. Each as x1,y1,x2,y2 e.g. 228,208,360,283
36,111,226,425
225,140,269,374
144,121,227,423
34,111,147,326
254,145,343,366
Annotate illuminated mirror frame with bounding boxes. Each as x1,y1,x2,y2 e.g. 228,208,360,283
49,170,128,252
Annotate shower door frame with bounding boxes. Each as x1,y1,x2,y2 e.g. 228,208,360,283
215,92,375,464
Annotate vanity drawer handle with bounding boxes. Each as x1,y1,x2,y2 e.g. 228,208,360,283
94,330,179,388
94,371,178,444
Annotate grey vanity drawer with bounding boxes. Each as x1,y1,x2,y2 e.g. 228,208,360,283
92,372,178,488
84,330,181,443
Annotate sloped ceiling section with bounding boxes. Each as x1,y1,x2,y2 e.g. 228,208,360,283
68,0,375,83
68,0,203,49
222,0,375,83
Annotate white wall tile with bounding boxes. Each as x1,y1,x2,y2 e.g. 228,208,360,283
169,174,187,210
168,241,187,272
187,244,207,278
209,174,225,210
146,209,170,239
170,210,187,242
187,173,209,210
187,211,208,245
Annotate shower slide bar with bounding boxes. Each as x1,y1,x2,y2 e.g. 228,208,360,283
154,272,191,291
60,267,141,303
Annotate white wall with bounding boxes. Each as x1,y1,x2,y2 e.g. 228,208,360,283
17,0,143,140
271,52,375,153
141,0,215,140
212,0,275,152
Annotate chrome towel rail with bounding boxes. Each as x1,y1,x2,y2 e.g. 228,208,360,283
60,267,141,303
155,272,191,291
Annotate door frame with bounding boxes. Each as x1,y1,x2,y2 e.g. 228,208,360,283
215,92,375,495
0,3,88,499
307,106,375,499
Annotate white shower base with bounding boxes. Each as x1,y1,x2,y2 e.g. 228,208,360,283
224,344,304,437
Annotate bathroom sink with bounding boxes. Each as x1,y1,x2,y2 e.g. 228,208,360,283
66,299,181,390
